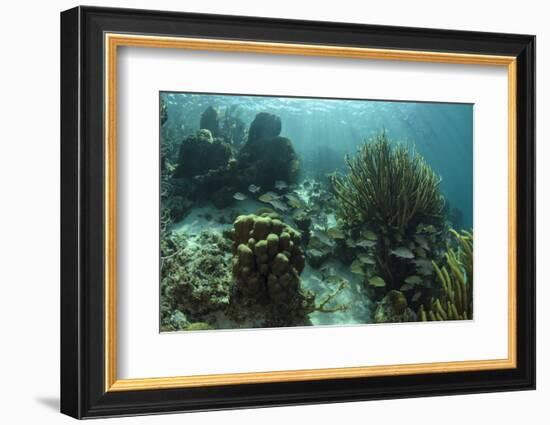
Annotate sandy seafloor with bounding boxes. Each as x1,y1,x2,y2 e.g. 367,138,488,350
172,200,374,327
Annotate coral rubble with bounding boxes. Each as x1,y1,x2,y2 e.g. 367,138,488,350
160,231,233,331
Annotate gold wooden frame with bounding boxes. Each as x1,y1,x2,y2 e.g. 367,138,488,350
104,33,517,392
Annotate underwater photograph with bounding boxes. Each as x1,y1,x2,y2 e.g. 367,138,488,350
159,92,473,332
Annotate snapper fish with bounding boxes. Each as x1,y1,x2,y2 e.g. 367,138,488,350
357,254,375,265
274,180,288,190
414,247,427,258
233,192,247,201
404,275,423,285
413,258,433,276
308,248,324,257
285,193,304,209
350,260,365,275
269,199,289,212
345,238,357,248
258,193,276,203
356,239,376,248
363,230,378,241
314,230,335,247
414,234,430,251
368,276,386,287
391,246,415,259
248,184,261,193
326,227,345,239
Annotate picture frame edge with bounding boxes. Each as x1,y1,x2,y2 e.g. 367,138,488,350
60,5,536,419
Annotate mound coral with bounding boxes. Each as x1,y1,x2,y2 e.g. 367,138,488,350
418,229,473,321
231,213,314,326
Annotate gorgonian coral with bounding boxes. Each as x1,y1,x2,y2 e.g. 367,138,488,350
331,132,445,232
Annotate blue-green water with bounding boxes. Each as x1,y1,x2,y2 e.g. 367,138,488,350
162,92,473,229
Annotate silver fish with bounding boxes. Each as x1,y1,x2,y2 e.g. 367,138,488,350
274,180,288,190
269,199,289,212
356,239,376,248
233,192,247,201
285,193,303,208
248,184,261,193
314,230,334,247
391,246,415,259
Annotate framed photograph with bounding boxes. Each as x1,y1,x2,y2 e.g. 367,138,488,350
60,6,535,419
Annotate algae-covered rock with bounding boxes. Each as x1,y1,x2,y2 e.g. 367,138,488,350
160,231,233,327
247,112,281,143
210,185,236,209
174,129,232,179
160,309,189,332
230,213,312,326
165,195,193,222
200,106,221,137
237,113,300,189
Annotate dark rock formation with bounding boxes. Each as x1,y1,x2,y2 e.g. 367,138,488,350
199,106,220,137
247,112,281,143
174,129,232,179
237,113,300,189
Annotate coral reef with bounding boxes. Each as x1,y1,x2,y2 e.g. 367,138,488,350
230,213,314,326
418,229,473,321
174,129,233,179
160,231,233,330
164,195,193,222
331,132,447,292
